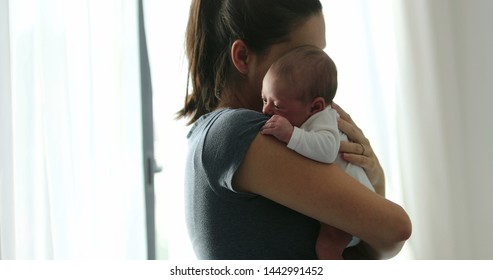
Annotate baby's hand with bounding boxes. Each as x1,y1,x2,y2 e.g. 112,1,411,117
260,115,294,144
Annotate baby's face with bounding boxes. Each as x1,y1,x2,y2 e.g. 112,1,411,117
261,70,313,127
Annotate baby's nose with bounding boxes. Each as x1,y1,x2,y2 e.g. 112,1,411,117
262,104,272,116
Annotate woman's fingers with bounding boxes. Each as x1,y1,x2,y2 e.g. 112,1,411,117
337,116,367,145
333,102,385,194
340,141,372,166
338,140,365,155
333,102,355,126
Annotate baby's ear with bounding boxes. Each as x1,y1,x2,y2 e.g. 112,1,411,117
310,97,326,114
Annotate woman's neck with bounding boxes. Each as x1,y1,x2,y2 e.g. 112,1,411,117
217,85,263,112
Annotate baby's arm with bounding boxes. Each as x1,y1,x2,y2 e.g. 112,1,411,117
288,108,340,163
261,109,340,164
287,125,339,163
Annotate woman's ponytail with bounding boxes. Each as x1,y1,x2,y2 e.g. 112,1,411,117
178,0,224,124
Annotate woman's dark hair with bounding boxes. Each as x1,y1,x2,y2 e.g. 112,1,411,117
178,0,323,124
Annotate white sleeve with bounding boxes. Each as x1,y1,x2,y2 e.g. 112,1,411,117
287,107,340,163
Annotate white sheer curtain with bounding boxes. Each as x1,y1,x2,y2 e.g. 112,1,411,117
0,0,147,259
326,0,493,259
394,0,493,259
325,0,493,259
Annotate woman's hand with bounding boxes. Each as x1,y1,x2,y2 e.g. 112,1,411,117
332,102,385,196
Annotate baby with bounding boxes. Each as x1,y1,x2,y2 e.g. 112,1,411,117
260,45,375,259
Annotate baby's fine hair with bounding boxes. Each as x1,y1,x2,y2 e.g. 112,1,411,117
270,45,337,104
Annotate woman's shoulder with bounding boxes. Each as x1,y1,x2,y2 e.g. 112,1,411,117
218,108,267,123
189,108,268,138
187,108,268,199
211,109,267,143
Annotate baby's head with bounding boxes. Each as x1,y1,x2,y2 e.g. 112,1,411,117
261,45,337,126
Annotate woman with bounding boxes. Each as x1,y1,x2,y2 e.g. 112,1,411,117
178,0,411,260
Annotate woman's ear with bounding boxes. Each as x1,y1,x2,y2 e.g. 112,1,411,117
310,97,326,114
231,40,249,74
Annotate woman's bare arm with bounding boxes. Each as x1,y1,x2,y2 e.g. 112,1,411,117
233,133,412,259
